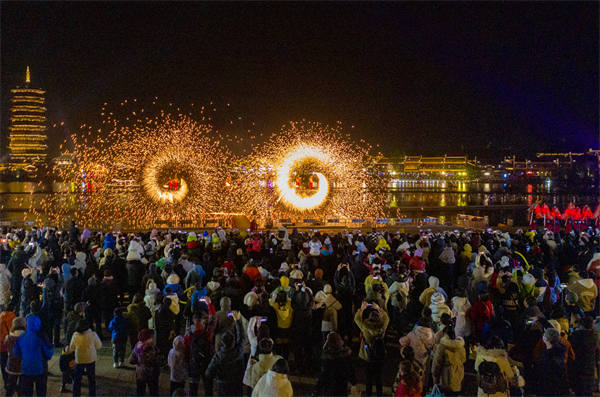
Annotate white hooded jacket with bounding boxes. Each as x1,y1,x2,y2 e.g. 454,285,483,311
251,370,293,397
127,240,144,261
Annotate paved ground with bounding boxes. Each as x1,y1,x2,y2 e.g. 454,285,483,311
36,328,479,397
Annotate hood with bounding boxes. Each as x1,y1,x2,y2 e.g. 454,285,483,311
440,247,455,264
322,345,352,360
431,292,446,305
266,370,289,390
166,274,180,285
439,336,464,351
522,274,535,285
220,296,232,311
280,276,289,288
476,345,508,360
207,281,220,291
463,244,472,253
587,253,600,270
414,249,423,257
428,276,440,288
173,335,184,351
26,315,41,332
76,252,87,262
414,325,434,340
398,242,410,251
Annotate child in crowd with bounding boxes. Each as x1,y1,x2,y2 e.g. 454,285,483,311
59,346,76,393
109,307,128,367
168,335,187,395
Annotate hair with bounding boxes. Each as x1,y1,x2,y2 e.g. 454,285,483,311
487,335,505,350
222,331,235,349
421,307,432,318
272,358,289,375
582,316,594,330
258,337,274,354
551,304,566,319
478,291,491,302
132,293,144,304
6,302,16,312
399,361,421,392
276,290,288,307
400,345,416,361
440,313,452,327
165,287,173,295
70,267,78,276
114,307,123,317
455,288,468,298
417,317,433,329
103,269,112,277
524,296,537,308
443,325,457,340
75,319,90,334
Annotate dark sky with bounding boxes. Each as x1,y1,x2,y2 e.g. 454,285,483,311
2,2,598,159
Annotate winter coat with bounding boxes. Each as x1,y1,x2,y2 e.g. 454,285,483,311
269,297,293,329
65,276,86,312
315,345,356,397
430,301,452,324
537,343,568,396
215,297,235,349
431,336,466,392
400,326,435,365
419,277,447,306
109,315,128,340
567,278,598,312
251,370,293,397
309,240,323,256
568,329,599,386
320,293,342,332
0,310,16,353
73,252,87,273
13,315,54,376
0,263,12,305
69,329,102,364
470,300,493,332
248,352,282,388
5,330,24,374
389,280,410,309
101,276,120,310
205,319,247,384
474,346,515,397
127,303,152,337
168,335,187,382
103,234,116,250
354,307,390,362
130,340,160,380
126,240,144,261
451,296,472,338
8,250,28,293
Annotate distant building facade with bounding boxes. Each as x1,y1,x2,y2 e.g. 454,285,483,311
8,67,48,167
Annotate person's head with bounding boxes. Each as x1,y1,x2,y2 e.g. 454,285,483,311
443,325,457,340
581,316,594,330
271,358,289,375
70,267,78,277
421,307,432,319
138,328,153,343
258,337,274,354
114,307,123,317
524,296,537,309
323,331,344,350
132,293,144,304
486,336,505,350
222,331,235,349
276,290,287,306
400,345,416,361
399,361,420,389
440,313,452,327
10,317,26,333
103,269,112,278
314,269,323,279
544,327,561,346
75,319,90,334
455,288,468,298
6,302,16,313
417,317,433,329
368,307,381,323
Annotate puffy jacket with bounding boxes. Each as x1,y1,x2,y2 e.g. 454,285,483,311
431,336,466,392
0,311,16,353
126,240,144,261
109,315,128,340
13,315,54,376
269,297,293,329
354,307,390,362
400,325,435,365
419,277,447,306
474,346,515,397
103,234,116,250
315,345,356,397
69,329,102,364
248,352,282,388
5,330,24,374
451,296,472,338
205,319,247,383
251,369,293,397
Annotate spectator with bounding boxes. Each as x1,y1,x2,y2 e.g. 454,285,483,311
129,329,160,397
4,317,26,397
69,319,102,397
251,358,293,397
108,307,128,368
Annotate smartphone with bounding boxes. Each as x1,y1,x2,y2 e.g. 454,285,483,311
199,297,206,302
29,242,34,247
366,303,373,307
560,283,568,288
373,276,379,280
257,317,267,322
227,312,233,317
526,319,534,325
37,282,44,287
270,248,273,253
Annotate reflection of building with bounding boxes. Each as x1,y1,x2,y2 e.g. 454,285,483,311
375,155,474,177
8,67,48,167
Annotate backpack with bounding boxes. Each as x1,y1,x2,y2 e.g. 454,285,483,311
478,360,508,395
365,334,386,362
189,331,212,377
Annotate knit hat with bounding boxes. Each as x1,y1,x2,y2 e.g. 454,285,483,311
324,331,344,349
430,292,446,305
323,284,332,294
544,327,560,346
315,269,323,278
10,317,26,332
138,329,153,342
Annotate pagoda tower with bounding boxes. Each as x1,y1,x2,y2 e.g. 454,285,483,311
8,66,48,166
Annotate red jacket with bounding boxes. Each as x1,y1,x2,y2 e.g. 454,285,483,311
395,380,422,397
0,311,16,353
408,257,426,273
469,300,493,331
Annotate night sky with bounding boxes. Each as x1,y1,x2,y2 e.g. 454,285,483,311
1,2,598,159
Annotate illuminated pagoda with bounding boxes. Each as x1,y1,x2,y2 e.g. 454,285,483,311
8,66,48,167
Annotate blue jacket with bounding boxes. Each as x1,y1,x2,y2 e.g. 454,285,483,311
108,315,128,340
13,315,54,376
163,283,184,299
104,234,116,250
193,264,206,282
